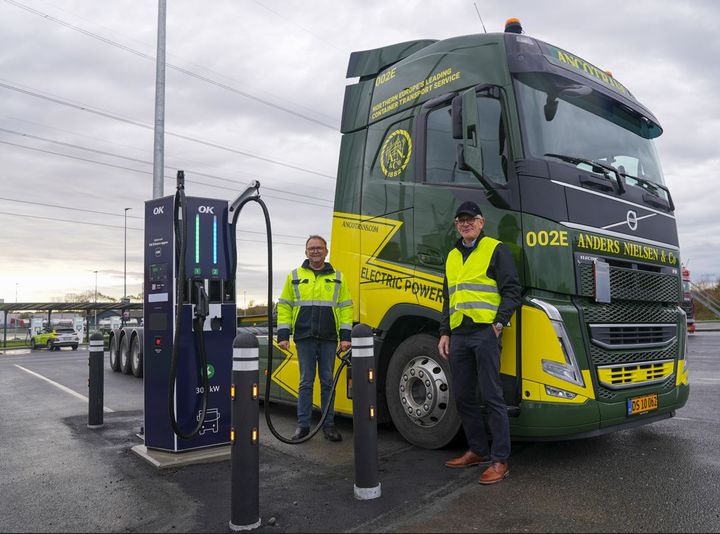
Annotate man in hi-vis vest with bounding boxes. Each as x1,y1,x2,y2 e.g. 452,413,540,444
278,235,353,442
438,201,521,484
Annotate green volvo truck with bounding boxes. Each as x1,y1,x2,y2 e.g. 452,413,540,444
328,20,689,449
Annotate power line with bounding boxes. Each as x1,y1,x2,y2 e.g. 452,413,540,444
251,0,345,53
0,195,311,240
0,127,334,203
0,139,335,209
0,79,336,180
4,0,340,130
2,115,330,196
0,210,304,247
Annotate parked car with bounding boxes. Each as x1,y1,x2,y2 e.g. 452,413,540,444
30,326,79,351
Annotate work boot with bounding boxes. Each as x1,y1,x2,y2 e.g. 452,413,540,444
291,426,310,440
479,462,510,484
322,426,342,442
445,450,491,468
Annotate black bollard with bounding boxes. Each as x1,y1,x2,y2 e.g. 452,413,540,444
229,333,261,532
351,323,381,500
87,331,105,428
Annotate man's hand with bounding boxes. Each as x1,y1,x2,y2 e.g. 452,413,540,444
278,340,289,351
339,341,351,353
438,335,450,360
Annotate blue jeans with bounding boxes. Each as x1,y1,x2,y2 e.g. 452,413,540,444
448,326,510,463
295,339,337,429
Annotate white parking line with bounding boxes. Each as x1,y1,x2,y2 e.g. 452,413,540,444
15,364,114,413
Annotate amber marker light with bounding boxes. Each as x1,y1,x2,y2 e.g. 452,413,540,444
251,427,258,444
230,427,235,443
231,384,235,400
368,368,375,383
369,405,376,420
251,383,259,399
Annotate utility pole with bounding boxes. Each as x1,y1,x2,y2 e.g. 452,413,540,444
94,271,98,331
123,207,131,326
152,0,167,199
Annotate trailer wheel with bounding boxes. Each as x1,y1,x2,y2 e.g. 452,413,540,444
130,333,143,378
385,333,461,449
120,334,133,375
109,332,121,372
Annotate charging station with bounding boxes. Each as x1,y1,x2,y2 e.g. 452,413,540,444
143,189,236,452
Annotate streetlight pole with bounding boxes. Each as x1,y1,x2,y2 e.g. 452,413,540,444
15,283,18,303
123,207,131,326
94,270,98,331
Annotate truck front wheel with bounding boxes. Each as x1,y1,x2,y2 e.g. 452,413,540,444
385,333,461,449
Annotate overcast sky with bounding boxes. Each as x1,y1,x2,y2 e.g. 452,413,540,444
1,0,719,304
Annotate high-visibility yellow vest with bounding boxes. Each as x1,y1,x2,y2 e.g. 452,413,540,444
277,266,353,337
446,237,501,330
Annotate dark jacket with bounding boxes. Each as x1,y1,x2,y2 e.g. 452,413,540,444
439,233,521,336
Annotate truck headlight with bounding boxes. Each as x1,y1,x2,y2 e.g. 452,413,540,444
531,298,585,387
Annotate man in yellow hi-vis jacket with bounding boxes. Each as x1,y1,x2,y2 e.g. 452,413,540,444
277,235,353,442
438,201,521,484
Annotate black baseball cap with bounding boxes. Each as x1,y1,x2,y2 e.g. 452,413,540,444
455,201,483,218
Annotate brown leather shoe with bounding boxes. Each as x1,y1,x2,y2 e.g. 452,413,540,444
479,462,509,484
445,450,491,468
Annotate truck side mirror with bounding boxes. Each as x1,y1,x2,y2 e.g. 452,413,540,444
451,95,463,139
461,87,483,174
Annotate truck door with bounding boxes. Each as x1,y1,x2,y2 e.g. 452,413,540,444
414,90,521,406
358,111,416,326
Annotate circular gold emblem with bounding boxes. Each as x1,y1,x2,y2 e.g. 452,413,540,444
380,129,412,177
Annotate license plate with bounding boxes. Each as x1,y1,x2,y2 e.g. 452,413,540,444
627,393,658,415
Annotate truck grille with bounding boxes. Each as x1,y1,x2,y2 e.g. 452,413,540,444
580,299,682,402
596,359,674,389
577,262,681,303
587,339,679,366
588,324,677,349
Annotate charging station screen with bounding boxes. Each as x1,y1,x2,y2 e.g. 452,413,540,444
149,312,167,331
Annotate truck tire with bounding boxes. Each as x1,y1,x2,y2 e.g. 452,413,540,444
130,332,143,378
385,333,461,449
120,333,133,375
109,332,121,372
46,340,54,351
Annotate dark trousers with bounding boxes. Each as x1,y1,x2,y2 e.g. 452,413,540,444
449,326,510,463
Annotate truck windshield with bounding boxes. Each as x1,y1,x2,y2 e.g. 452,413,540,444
514,74,666,187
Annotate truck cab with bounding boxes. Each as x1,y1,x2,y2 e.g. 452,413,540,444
328,21,688,448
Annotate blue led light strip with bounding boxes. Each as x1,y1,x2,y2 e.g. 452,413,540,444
195,213,200,264
213,215,218,264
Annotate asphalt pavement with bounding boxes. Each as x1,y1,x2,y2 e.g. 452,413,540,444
1,332,720,533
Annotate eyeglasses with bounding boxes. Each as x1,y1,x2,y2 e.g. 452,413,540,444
306,247,326,252
454,216,483,225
